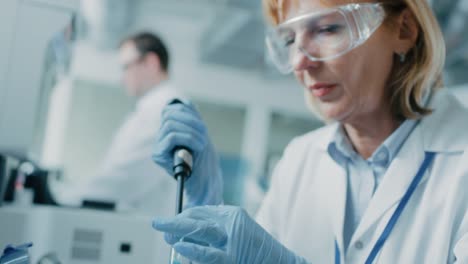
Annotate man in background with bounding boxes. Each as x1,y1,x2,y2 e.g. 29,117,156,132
53,32,181,214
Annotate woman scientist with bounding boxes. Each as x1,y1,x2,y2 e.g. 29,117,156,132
151,0,468,263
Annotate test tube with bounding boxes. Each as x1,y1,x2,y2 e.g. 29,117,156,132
169,248,191,264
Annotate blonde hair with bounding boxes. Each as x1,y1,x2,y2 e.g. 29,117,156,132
263,0,446,120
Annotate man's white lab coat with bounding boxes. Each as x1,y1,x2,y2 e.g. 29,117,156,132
54,82,180,214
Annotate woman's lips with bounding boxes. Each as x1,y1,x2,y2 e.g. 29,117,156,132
308,83,337,98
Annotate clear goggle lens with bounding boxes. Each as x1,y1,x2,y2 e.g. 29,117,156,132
266,3,385,74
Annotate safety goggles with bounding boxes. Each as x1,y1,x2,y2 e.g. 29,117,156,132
265,3,386,74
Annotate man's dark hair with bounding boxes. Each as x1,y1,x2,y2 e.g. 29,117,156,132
121,32,169,72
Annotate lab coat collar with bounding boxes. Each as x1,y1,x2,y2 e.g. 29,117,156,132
318,148,348,258
315,89,468,153
136,81,174,111
420,89,468,153
319,122,427,256
349,89,468,245
315,89,468,253
316,122,340,151
349,123,426,246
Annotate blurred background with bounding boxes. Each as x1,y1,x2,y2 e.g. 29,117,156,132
2,0,468,212
61,0,468,210
1,0,468,263
23,0,327,214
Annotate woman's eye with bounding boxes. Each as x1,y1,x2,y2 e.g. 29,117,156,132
284,37,295,47
317,24,343,34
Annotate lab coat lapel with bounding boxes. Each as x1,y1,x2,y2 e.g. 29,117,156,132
351,90,468,242
319,151,347,257
352,124,425,241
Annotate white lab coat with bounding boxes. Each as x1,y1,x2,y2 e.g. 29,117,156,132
256,90,468,263
53,82,180,215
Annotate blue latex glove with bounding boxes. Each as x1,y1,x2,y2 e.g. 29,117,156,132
152,206,309,264
152,101,223,207
0,243,32,264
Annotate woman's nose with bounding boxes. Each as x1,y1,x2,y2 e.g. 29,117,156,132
291,31,321,71
292,46,321,72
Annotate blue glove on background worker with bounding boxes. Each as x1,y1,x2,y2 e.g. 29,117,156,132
153,206,309,264
152,101,224,207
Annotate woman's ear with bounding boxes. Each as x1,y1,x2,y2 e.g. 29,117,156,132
395,8,419,54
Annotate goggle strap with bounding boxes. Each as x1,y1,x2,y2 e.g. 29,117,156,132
352,4,386,44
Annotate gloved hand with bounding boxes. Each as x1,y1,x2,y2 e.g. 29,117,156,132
152,101,223,207
152,205,309,264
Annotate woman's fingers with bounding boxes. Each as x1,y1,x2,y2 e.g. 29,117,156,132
174,241,229,264
153,217,227,247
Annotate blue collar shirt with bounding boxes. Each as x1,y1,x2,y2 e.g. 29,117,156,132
327,119,419,251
